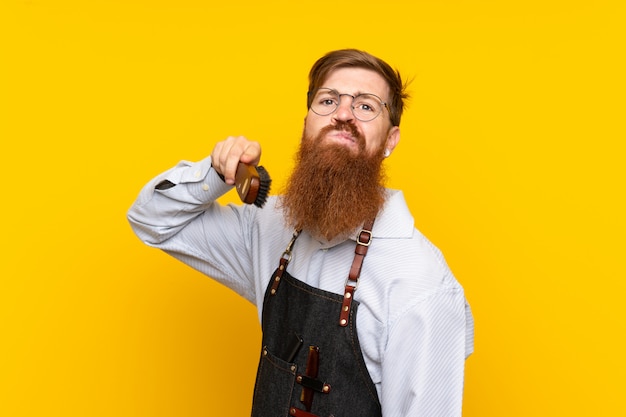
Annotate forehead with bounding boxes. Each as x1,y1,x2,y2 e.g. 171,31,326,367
321,67,391,100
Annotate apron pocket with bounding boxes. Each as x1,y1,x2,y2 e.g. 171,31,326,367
252,346,297,417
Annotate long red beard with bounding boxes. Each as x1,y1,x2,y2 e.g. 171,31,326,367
280,124,387,241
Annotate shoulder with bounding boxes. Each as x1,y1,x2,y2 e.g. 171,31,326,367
371,189,457,292
370,227,460,298
365,190,466,318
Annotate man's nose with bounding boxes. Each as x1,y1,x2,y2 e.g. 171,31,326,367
332,96,355,122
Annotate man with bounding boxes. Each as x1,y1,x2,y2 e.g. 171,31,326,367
128,49,474,416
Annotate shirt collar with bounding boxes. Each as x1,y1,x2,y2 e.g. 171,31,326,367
314,189,414,249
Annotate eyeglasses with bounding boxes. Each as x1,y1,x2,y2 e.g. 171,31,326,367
308,88,389,122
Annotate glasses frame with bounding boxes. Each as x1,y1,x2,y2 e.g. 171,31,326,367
308,88,390,122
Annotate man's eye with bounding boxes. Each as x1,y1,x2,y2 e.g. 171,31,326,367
356,103,375,112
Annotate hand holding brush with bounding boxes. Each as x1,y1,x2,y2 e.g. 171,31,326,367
211,136,271,208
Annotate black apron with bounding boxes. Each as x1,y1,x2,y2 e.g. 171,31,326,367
251,225,381,417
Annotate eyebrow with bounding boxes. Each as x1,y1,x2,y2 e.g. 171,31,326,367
317,87,339,94
319,87,379,97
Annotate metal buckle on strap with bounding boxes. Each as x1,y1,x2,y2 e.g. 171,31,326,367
343,276,359,290
271,230,301,295
356,229,373,246
280,250,293,264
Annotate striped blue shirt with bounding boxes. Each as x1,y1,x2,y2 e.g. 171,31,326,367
128,156,474,416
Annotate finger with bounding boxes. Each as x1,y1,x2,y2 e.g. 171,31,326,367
210,140,229,176
211,136,261,185
240,141,262,166
221,136,251,185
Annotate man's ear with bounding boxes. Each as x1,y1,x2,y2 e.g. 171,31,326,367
302,116,309,140
385,126,400,153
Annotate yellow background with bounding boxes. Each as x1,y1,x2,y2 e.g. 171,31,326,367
1,1,624,415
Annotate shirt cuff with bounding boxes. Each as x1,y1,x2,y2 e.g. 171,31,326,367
159,156,233,204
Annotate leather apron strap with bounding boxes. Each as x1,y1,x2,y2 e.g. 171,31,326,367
269,219,376,327
339,219,375,327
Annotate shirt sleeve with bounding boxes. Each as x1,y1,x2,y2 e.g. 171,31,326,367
126,155,259,302
380,287,472,417
127,156,229,243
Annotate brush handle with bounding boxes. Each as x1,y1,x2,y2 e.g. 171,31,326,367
235,163,261,205
233,162,271,207
235,162,261,204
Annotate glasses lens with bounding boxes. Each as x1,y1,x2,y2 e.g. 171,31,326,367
352,94,383,121
310,88,339,116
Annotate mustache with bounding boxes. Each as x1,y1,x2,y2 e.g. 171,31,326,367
319,121,363,144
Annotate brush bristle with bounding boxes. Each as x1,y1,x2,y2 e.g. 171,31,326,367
254,166,271,208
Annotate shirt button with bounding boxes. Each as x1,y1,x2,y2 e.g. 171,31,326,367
194,170,201,178
202,184,209,191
